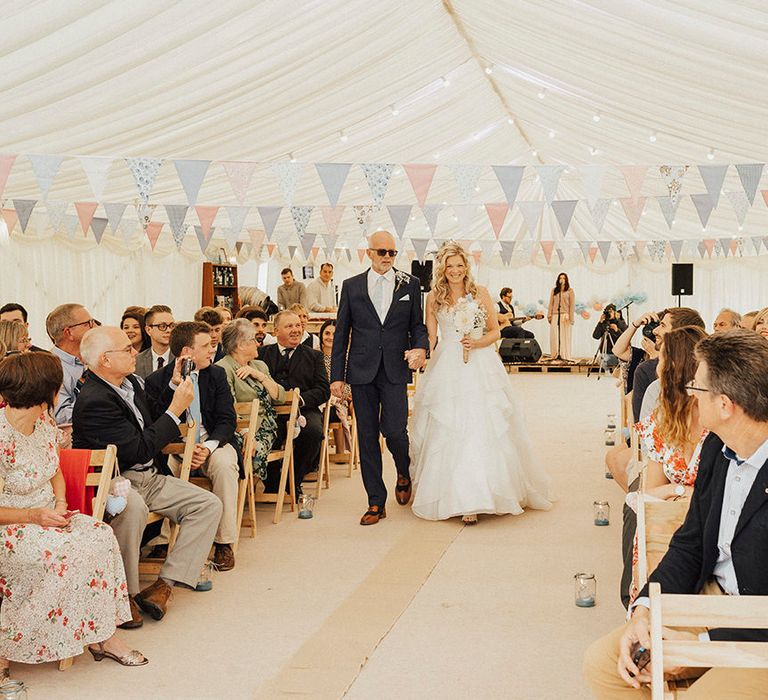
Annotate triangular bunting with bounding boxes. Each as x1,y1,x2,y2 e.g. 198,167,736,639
353,205,375,236
656,196,680,230
540,240,554,264
750,237,764,256
579,165,607,207
125,157,163,203
517,201,544,238
535,165,563,205
174,160,211,206
451,164,483,202
659,165,688,205
619,165,647,202
315,163,351,208
485,203,509,239
220,161,257,204
703,239,715,258
690,194,715,229
499,240,516,264
164,205,189,249
321,206,345,236
762,190,768,208
146,222,163,250
12,200,36,233
322,234,338,255
272,162,304,206
0,154,17,199
453,204,475,236
63,214,79,239
2,209,18,235
257,206,282,240
725,190,749,227
300,233,316,259
267,243,276,257
357,248,367,263
634,241,647,259
78,156,113,202
411,238,430,263
90,217,108,243
735,163,764,205
697,165,728,208
555,247,565,265
103,203,127,234
597,240,612,263
479,240,496,261
386,205,411,239
577,240,592,262
46,201,67,231
361,163,395,209
195,205,219,240
27,154,65,200
422,204,443,235
248,229,265,251
669,239,684,262
492,165,525,207
551,200,578,238
74,202,98,235
225,205,249,242
619,197,646,231
288,245,298,261
403,164,438,207
718,238,732,257
697,241,707,259
194,225,213,253
588,199,611,235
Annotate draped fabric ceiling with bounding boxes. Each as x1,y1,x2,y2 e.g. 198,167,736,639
1,0,767,262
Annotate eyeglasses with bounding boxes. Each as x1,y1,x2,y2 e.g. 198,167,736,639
685,381,710,396
68,318,96,331
369,248,398,258
104,345,135,356
147,322,176,332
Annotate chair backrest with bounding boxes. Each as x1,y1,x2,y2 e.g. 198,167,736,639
649,582,768,699
161,421,198,481
59,445,117,519
636,495,691,591
235,399,260,464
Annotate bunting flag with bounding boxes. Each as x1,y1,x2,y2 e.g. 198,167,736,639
577,240,592,262
411,238,430,262
248,228,265,252
453,204,475,236
535,165,563,205
386,205,411,239
659,165,688,205
492,165,525,206
751,237,764,255
63,214,79,239
517,201,544,238
619,197,646,231
499,240,516,264
690,193,714,229
195,205,219,240
0,154,17,199
321,205,345,236
634,240,647,259
763,190,768,208
725,190,749,227
484,203,508,239
78,156,113,202
353,205,374,236
718,238,732,257
225,206,249,239
74,202,98,235
315,163,351,208
579,165,607,207
597,240,612,263
257,206,282,240
125,157,163,203
471,249,482,265
12,200,36,233
91,217,108,243
289,205,313,238
648,240,666,263
103,202,127,234
697,241,707,259
2,209,18,235
670,239,684,262
164,205,189,249
479,239,496,261
697,164,728,207
356,248,367,263
267,243,276,257
174,160,211,206
361,163,395,209
403,164,438,207
28,154,65,200
193,225,213,253
322,234,337,255
656,196,680,229
703,239,715,258
555,247,565,265
300,233,316,259
735,163,764,204
288,245,298,260
619,165,647,202
220,161,257,203
46,201,67,231
146,222,164,250
540,240,554,264
271,162,303,206
452,164,483,202
551,200,578,238
422,204,443,235
588,199,611,235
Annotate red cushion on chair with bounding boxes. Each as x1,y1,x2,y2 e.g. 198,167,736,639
58,449,94,516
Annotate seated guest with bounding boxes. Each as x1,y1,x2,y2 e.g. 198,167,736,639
585,329,768,697
194,307,226,362
73,326,221,625
0,320,31,355
305,263,337,312
753,307,768,339
497,287,536,340
713,307,741,332
236,306,277,346
46,303,95,425
740,309,760,330
258,311,330,493
216,319,284,484
215,305,233,324
319,319,352,452
0,303,44,351
145,321,240,572
288,303,320,350
277,267,307,310
135,304,175,379
121,307,150,353
0,352,146,677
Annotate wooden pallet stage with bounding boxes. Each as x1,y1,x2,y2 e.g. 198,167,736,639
502,358,601,374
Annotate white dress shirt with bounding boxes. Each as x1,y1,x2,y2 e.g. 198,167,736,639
367,268,395,322
151,348,171,371
306,278,336,311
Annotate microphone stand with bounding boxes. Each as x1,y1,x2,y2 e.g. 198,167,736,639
556,288,563,362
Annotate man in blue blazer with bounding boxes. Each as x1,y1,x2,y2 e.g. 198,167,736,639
331,230,429,525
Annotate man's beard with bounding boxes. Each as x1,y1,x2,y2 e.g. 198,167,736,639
255,332,265,345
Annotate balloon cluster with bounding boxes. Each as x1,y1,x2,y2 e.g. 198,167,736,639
513,292,648,322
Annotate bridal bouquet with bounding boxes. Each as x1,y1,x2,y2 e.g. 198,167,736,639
453,295,487,363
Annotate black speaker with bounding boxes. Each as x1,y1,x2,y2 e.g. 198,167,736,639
498,338,542,363
671,263,693,296
411,260,433,292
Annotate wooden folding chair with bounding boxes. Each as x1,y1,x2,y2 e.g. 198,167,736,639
57,445,117,671
649,582,768,699
230,400,259,552
309,402,333,498
319,399,358,484
636,495,691,593
254,389,300,524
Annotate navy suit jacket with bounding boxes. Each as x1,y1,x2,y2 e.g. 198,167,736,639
258,342,329,411
639,432,768,641
331,269,429,385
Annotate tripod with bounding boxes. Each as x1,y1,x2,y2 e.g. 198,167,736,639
588,327,611,380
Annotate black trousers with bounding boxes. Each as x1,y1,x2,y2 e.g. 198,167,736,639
501,325,534,340
621,475,641,608
264,407,324,493
351,360,410,508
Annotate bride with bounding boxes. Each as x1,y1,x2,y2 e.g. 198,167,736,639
410,242,554,524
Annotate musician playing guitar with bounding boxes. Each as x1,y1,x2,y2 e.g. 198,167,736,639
497,287,543,340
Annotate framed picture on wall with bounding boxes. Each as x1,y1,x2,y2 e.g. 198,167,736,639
302,265,314,280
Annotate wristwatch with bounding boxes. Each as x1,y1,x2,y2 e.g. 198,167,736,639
674,484,685,497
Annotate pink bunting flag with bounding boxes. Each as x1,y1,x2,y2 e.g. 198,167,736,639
321,205,345,235
2,208,18,234
403,164,438,207
588,246,598,263
220,161,258,204
730,239,739,255
0,155,16,199
540,240,554,264
74,202,98,235
248,229,265,250
145,222,163,250
484,203,509,239
471,250,482,265
311,247,319,258
703,240,715,258
619,197,646,231
195,206,219,241
267,244,276,257
762,190,768,208
619,165,648,202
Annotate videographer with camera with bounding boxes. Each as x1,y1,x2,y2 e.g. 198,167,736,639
592,304,627,363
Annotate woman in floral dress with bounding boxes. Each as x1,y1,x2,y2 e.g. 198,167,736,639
0,353,146,680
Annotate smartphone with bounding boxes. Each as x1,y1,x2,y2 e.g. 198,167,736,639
631,644,651,673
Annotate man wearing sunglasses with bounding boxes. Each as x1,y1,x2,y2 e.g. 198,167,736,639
46,303,96,425
135,305,176,379
331,230,429,525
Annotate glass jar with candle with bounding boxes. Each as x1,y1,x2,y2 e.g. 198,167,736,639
604,428,616,446
593,501,610,526
0,681,28,700
574,572,596,607
607,413,617,429
298,494,314,519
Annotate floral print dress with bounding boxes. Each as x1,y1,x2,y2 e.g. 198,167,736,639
0,409,130,663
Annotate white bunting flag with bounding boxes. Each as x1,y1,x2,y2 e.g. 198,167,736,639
290,206,313,238
27,154,65,200
103,203,127,234
271,162,303,206
579,165,608,207
535,165,563,205
78,156,113,201
451,164,483,202
46,201,67,231
321,206,345,236
619,197,646,231
588,199,611,235
453,204,475,236
725,190,749,227
225,206,249,239
164,205,189,249
659,165,688,205
577,240,592,263
422,204,443,235
697,165,728,208
353,205,375,236
126,157,163,203
220,161,257,203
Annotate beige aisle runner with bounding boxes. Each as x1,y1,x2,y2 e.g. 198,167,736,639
256,521,461,699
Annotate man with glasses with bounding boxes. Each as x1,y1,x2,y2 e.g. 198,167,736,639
135,304,176,379
46,303,96,425
331,230,428,525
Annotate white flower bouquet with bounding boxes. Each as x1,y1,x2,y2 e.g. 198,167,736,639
453,295,487,363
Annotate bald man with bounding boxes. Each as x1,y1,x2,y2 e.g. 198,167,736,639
331,230,429,525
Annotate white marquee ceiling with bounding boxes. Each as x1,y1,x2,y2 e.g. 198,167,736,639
1,0,767,256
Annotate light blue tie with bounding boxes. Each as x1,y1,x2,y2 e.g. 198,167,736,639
372,275,385,322
189,372,202,442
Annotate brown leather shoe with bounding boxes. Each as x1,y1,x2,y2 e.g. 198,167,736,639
135,578,172,621
118,596,144,629
395,476,412,506
213,543,235,572
360,505,386,526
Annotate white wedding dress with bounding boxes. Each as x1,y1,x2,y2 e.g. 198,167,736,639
410,308,555,520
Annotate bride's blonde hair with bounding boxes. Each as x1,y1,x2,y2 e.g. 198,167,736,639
431,241,478,311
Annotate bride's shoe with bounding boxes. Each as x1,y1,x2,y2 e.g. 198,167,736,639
462,514,478,525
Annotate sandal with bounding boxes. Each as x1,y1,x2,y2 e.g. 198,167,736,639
462,514,478,525
88,642,148,667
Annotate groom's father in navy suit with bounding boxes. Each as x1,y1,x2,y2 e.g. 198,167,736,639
331,230,429,525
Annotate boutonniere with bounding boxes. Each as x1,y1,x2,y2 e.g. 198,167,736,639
394,269,410,292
